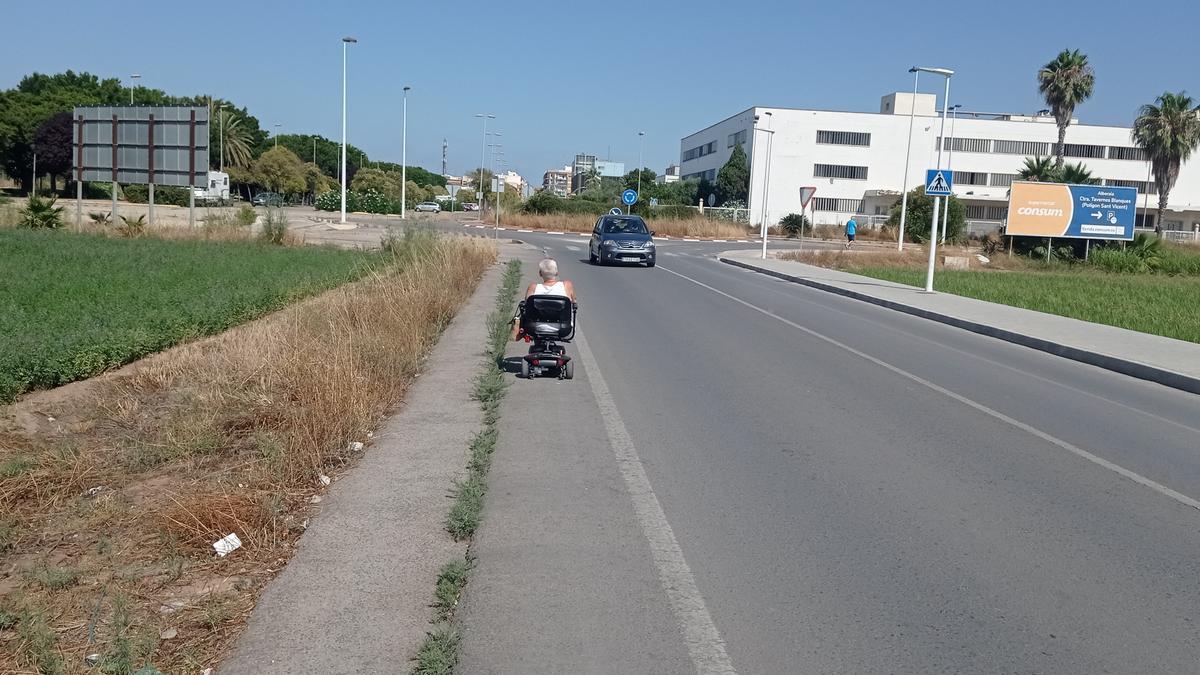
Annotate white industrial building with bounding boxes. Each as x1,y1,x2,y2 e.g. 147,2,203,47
679,93,1200,237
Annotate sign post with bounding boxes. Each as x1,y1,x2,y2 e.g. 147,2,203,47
923,169,953,293
798,186,817,254
622,188,638,215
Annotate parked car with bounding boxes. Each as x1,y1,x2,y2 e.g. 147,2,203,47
415,201,441,213
252,192,283,207
462,202,480,212
589,214,655,267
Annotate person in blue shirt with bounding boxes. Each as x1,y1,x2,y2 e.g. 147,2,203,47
845,217,857,248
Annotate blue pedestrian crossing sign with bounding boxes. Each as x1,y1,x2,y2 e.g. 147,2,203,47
622,189,638,205
925,169,953,196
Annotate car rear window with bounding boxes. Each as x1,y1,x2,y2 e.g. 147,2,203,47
601,217,649,234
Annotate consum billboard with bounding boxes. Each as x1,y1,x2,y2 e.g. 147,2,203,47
1005,181,1137,241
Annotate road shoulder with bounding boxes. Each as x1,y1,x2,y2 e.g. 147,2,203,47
220,262,501,674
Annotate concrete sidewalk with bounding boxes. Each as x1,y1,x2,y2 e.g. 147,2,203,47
719,250,1200,395
220,261,502,674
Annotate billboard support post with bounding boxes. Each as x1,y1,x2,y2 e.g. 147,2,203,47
148,184,155,228
148,114,155,228
75,115,84,230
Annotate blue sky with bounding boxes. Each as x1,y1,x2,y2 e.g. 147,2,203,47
4,0,1196,182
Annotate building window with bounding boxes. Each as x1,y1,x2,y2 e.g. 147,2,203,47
727,129,748,148
952,171,987,186
814,163,868,180
812,197,863,213
1104,178,1157,194
1108,146,1146,161
993,139,1051,155
682,140,718,162
985,206,1008,220
1136,213,1156,229
989,173,1016,187
964,205,988,219
816,130,871,146
940,137,991,153
1063,143,1106,159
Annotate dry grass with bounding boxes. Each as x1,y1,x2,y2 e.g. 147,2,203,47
500,212,750,239
0,231,496,672
778,245,1031,272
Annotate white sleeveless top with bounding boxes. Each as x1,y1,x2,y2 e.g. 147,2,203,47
533,281,567,296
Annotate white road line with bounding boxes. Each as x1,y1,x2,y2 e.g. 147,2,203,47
565,245,582,252
548,231,564,235
657,265,1200,513
575,332,737,674
517,229,533,233
737,240,749,243
713,239,728,243
683,238,700,242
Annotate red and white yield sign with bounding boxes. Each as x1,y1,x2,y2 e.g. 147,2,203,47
799,186,817,208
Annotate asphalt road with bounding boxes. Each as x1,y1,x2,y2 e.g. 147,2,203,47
451,226,1200,674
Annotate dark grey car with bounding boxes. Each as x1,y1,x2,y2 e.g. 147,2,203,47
588,215,656,267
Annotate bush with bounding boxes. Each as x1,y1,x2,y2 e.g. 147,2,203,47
780,213,809,238
522,190,563,215
122,184,191,207
645,205,696,220
887,186,965,243
260,208,288,245
236,205,257,227
1090,247,1148,273
117,214,146,238
20,194,64,229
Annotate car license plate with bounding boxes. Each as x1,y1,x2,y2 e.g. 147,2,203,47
621,256,639,262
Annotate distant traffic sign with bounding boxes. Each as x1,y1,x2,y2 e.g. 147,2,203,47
925,169,952,196
609,207,623,215
622,189,638,205
799,186,817,208
649,197,658,207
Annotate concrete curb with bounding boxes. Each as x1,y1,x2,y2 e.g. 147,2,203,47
718,256,1200,397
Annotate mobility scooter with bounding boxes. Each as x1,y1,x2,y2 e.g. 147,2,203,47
515,294,577,379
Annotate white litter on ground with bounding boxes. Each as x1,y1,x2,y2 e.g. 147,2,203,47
213,532,242,557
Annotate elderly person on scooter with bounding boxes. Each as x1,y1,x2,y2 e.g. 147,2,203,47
513,258,575,340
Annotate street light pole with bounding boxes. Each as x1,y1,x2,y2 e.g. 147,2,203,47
340,36,357,224
760,111,775,260
274,123,281,148
898,67,919,250
129,74,140,105
924,70,954,293
475,113,494,210
637,131,645,207
218,105,226,173
402,85,411,219
940,104,961,244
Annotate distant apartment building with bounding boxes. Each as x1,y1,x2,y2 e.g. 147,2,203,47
657,164,681,184
498,169,528,193
543,166,572,197
571,153,626,193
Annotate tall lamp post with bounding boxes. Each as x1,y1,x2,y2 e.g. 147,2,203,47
340,36,357,224
218,104,227,173
940,104,962,244
274,123,281,148
475,113,495,208
757,111,775,259
920,67,954,293
637,131,645,206
401,85,411,219
129,74,141,105
897,67,920,250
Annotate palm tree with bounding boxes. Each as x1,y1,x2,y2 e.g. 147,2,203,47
216,110,254,169
1037,49,1095,170
1018,155,1058,182
1060,162,1099,185
1132,91,1200,236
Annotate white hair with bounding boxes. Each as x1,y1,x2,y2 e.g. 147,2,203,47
538,258,559,280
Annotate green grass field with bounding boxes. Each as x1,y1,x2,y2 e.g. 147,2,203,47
0,229,375,403
855,267,1200,344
